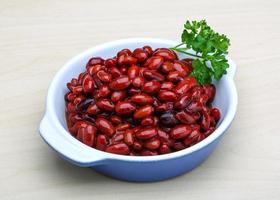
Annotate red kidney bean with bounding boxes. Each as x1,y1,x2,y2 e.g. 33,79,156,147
186,101,203,113
136,127,158,139
142,45,153,56
158,90,176,102
106,143,130,155
181,58,193,66
128,87,141,95
144,56,164,70
86,104,101,115
173,142,185,151
143,70,165,81
108,66,122,78
153,48,177,61
142,80,161,94
96,99,115,111
210,108,221,121
119,66,128,74
174,93,192,109
95,117,115,136
73,95,86,105
141,150,158,156
134,105,154,119
173,60,190,76
104,58,117,68
71,78,78,86
175,77,197,95
127,64,140,79
87,57,104,67
109,76,130,90
141,116,154,126
203,84,216,103
175,111,196,124
159,144,171,154
201,108,211,131
161,82,174,90
132,76,145,88
96,135,108,151
78,72,87,85
161,61,174,73
123,55,137,65
82,74,94,93
170,125,192,139
117,49,132,57
167,71,185,83
111,132,124,144
131,94,154,105
82,125,97,147
67,102,76,113
124,129,134,145
87,64,106,76
133,141,142,150
132,48,148,63
72,86,83,95
69,121,88,136
115,101,136,115
111,90,127,102
95,85,110,98
116,123,130,132
96,70,112,83
144,138,161,150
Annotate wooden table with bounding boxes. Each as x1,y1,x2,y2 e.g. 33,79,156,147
1,0,280,199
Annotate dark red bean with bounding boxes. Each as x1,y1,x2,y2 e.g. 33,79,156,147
127,65,140,79
133,141,142,150
96,70,112,83
106,143,130,155
175,111,196,124
123,55,137,65
128,87,141,95
210,108,221,121
111,90,127,102
143,70,165,81
133,105,154,119
109,76,131,90
96,99,115,111
167,71,185,83
82,125,97,147
88,64,106,76
110,115,122,124
153,48,177,61
175,77,197,95
115,101,136,115
136,127,158,139
96,135,107,151
161,61,174,73
158,90,176,102
95,85,110,98
104,58,117,68
124,129,134,145
174,92,192,109
132,48,148,63
108,66,122,78
144,56,164,70
95,117,115,136
170,125,192,139
132,76,145,88
159,144,171,154
142,46,153,56
144,138,161,150
173,142,185,151
131,94,154,105
161,82,174,90
141,116,154,126
87,57,104,67
142,80,161,94
141,150,158,156
82,74,94,93
116,123,130,132
86,104,101,115
203,84,216,103
173,60,190,76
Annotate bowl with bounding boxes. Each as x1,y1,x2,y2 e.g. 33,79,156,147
39,38,237,182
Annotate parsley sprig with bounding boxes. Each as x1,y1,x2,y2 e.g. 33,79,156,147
171,20,230,84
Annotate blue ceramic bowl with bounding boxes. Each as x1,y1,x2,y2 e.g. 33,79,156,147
39,38,238,182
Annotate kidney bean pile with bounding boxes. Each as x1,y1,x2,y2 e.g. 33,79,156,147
65,46,221,156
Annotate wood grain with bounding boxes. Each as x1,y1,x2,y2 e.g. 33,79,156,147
0,0,280,199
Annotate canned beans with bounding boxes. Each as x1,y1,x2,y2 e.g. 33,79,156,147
65,46,221,156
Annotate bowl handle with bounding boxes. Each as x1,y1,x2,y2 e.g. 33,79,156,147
39,115,107,167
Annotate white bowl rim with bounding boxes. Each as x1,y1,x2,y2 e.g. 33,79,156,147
40,37,238,163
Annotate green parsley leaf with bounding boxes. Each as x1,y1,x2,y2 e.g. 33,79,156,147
171,20,231,84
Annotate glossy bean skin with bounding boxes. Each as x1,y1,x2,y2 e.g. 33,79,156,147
115,101,136,115
131,94,154,105
65,46,221,156
109,76,131,90
136,127,158,139
95,117,115,136
134,105,154,119
106,143,130,155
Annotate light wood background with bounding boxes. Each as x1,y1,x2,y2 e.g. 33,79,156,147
1,0,280,199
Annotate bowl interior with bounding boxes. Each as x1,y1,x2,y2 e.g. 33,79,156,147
49,39,231,150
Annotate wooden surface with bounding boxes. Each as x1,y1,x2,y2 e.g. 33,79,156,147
1,0,280,199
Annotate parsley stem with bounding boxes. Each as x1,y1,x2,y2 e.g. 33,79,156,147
170,47,203,58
